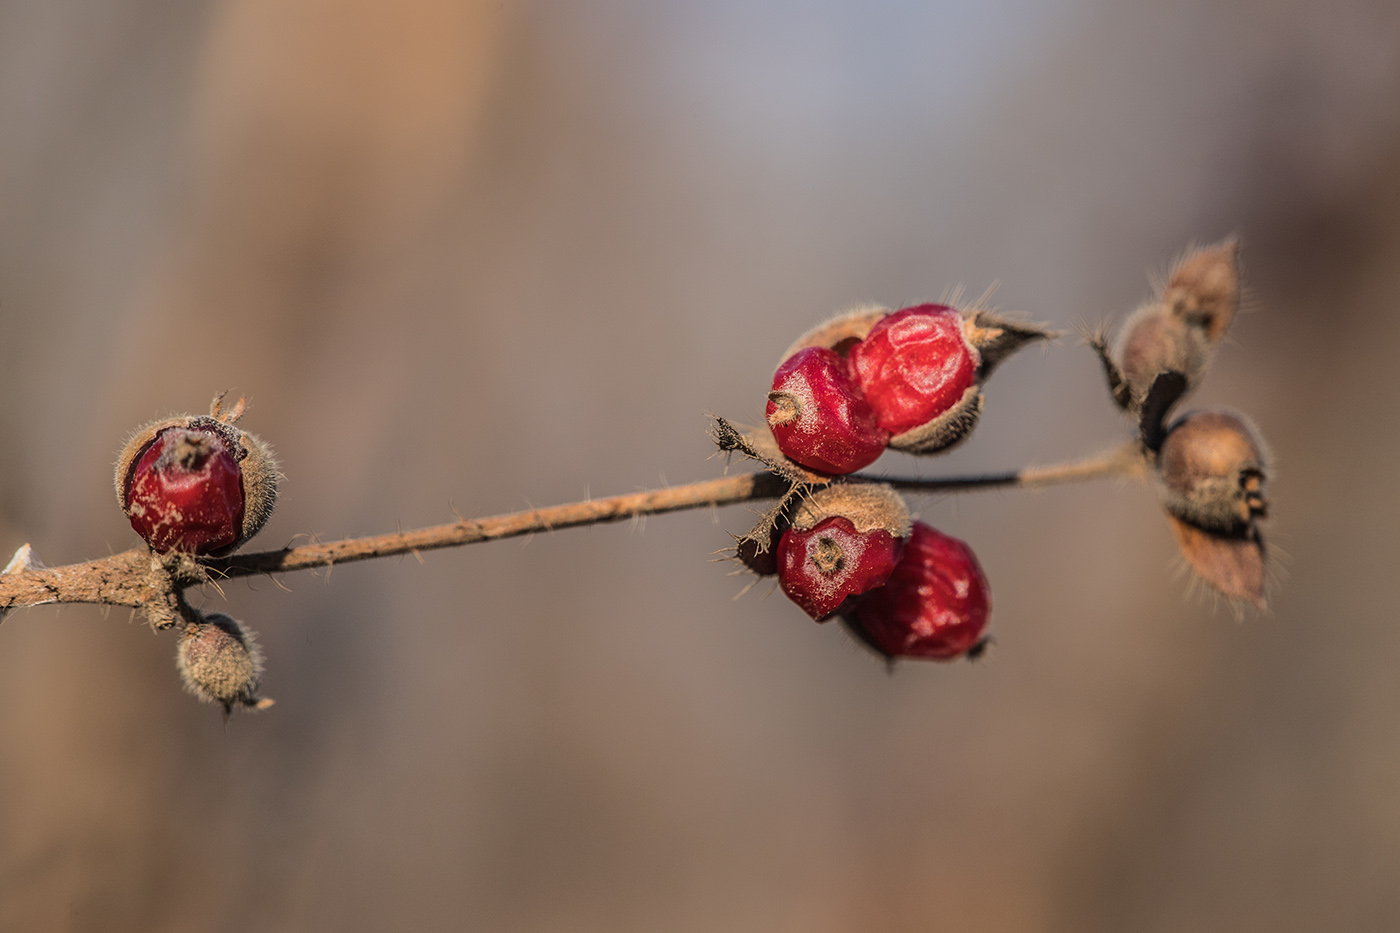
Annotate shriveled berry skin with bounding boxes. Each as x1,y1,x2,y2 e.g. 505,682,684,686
777,515,904,621
766,347,889,474
124,427,245,554
847,304,978,435
851,522,990,659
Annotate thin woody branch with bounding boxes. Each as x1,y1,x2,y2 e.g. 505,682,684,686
0,449,1135,616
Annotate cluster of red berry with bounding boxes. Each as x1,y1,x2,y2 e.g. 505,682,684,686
733,301,1053,662
99,238,1268,714
731,237,1272,658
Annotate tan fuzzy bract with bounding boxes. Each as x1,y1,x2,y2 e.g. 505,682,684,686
232,428,279,554
1166,514,1267,610
779,305,889,365
791,484,911,538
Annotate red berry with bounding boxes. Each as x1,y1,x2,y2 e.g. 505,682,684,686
847,304,978,435
766,347,889,474
777,515,904,621
849,522,990,660
124,426,246,554
117,398,280,557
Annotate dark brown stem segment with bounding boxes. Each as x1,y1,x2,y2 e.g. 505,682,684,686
0,449,1134,613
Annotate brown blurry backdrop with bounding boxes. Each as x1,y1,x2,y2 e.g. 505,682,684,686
2,1,1399,930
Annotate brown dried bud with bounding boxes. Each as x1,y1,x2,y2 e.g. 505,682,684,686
176,612,273,715
1116,304,1213,409
1154,408,1270,609
1096,237,1243,418
1157,409,1268,533
1162,237,1241,343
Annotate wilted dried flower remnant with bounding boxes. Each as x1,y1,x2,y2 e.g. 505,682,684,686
1087,237,1272,609
177,612,273,716
1089,237,1241,422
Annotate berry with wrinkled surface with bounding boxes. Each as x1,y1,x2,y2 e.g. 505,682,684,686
124,427,245,554
766,347,888,474
777,515,904,621
847,304,979,435
850,522,990,660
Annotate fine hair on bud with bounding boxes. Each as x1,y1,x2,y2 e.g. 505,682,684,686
177,612,269,715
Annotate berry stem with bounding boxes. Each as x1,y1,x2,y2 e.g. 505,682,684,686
865,443,1140,494
0,446,1137,614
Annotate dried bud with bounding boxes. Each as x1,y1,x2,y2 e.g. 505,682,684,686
176,612,273,715
1097,237,1243,418
1154,409,1270,609
115,395,278,555
1162,238,1241,342
1157,409,1268,533
1166,515,1268,610
1115,304,1213,409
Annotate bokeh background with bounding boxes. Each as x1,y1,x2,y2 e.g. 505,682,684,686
1,1,1398,930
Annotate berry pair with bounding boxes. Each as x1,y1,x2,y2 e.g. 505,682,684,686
765,304,979,474
743,297,1044,658
773,485,990,661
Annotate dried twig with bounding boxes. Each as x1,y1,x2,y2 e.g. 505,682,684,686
0,450,1135,619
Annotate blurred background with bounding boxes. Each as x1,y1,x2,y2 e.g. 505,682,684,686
1,1,1397,930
